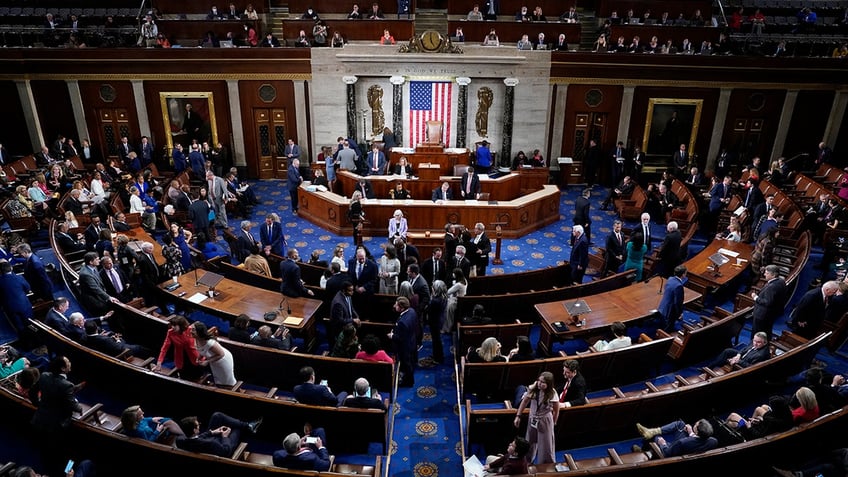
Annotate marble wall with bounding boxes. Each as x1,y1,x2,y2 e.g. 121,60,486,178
310,44,553,163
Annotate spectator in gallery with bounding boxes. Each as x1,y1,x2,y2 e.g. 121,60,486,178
530,6,546,22
454,27,465,42
369,3,385,19
348,4,362,19
380,29,396,45
468,4,484,21
332,30,346,47
243,23,258,46
294,30,311,47
261,32,281,47
243,4,260,20
302,6,320,20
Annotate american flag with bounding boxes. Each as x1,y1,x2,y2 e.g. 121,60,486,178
409,81,452,147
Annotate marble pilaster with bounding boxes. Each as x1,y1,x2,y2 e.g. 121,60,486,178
456,77,471,149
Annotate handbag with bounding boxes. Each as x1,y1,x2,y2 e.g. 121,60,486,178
207,208,216,222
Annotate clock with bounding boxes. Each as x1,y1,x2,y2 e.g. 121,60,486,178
420,30,444,52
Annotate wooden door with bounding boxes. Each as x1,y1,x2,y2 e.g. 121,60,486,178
571,112,608,184
253,108,287,180
95,108,131,161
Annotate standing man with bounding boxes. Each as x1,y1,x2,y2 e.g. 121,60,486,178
235,220,259,263
280,249,315,298
656,221,682,278
708,176,732,235
329,281,360,347
139,136,155,168
672,143,688,177
206,170,230,227
602,220,625,277
443,223,458,264
190,144,206,179
573,188,592,244
569,225,589,285
366,144,387,175
389,296,417,387
348,248,378,316
460,166,481,200
421,247,447,286
407,263,431,319
584,139,601,187
470,222,492,276
751,264,788,341
78,252,120,315
285,138,301,163
658,265,687,332
29,356,83,440
19,243,53,302
630,145,644,182
260,213,286,256
787,280,839,339
610,141,627,187
137,242,162,309
117,136,133,169
0,259,32,334
452,245,473,279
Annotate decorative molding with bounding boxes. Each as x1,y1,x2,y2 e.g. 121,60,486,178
0,73,312,81
548,76,844,90
504,78,520,87
342,75,359,85
389,76,405,85
456,77,471,86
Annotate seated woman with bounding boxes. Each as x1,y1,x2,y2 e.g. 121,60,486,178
483,29,499,46
355,334,394,363
511,151,528,170
466,336,506,363
388,209,408,241
121,405,185,442
530,149,545,167
195,231,231,263
227,314,254,344
506,336,535,362
592,321,632,351
312,169,329,188
790,386,820,424
380,29,395,45
294,30,310,47
389,182,412,200
393,156,413,177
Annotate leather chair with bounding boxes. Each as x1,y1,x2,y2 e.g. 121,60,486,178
453,164,470,177
425,121,443,145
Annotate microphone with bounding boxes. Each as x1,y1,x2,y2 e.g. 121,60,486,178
657,275,664,295
194,265,199,287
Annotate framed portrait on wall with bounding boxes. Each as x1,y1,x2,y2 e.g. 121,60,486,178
159,92,218,152
642,98,703,156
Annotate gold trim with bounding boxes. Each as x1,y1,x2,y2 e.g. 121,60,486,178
159,92,219,153
643,98,703,155
0,73,312,81
549,76,845,90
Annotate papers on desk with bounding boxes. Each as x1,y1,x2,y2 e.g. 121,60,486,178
718,248,740,258
283,316,303,326
188,293,208,304
733,206,746,216
464,199,479,204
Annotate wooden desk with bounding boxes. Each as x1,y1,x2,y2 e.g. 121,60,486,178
447,21,582,45
336,170,524,201
298,184,561,239
388,147,470,176
684,239,753,294
406,231,446,260
161,269,323,351
535,277,701,354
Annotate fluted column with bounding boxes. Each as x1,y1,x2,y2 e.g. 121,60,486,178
16,80,42,151
343,76,358,140
455,77,471,149
501,78,519,168
771,90,798,160
390,75,405,145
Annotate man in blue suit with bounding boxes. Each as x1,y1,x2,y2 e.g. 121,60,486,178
172,143,188,173
569,224,589,285
19,243,53,302
285,138,300,163
280,249,315,298
273,428,331,471
139,136,155,167
293,366,346,406
658,265,687,332
365,144,387,175
390,296,418,387
0,260,32,333
260,213,286,257
44,296,73,336
328,282,360,348
189,144,206,179
708,175,732,235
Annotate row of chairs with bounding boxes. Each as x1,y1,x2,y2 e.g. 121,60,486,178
740,0,846,10
0,7,138,18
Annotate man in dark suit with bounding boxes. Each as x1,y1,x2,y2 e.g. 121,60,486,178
639,212,654,250
80,138,101,164
394,238,420,282
421,248,447,286
407,263,431,318
176,412,261,457
365,144,387,175
658,265,687,332
189,144,206,179
18,243,53,302
788,281,840,339
468,223,492,276
138,136,155,167
174,185,193,212
460,166,481,200
55,221,86,254
78,252,119,315
635,419,718,457
656,221,683,278
44,296,74,335
348,248,378,315
559,360,588,407
284,138,301,163
431,181,454,202
29,355,83,436
751,194,775,240
751,265,788,341
0,260,33,332
35,145,55,167
573,188,592,244
137,242,162,308
251,325,292,350
260,214,286,257
601,175,635,210
672,143,688,177
329,282,360,347
602,220,626,277
343,378,386,410
609,141,627,187
451,245,474,280
569,224,589,284
84,320,150,358
684,166,704,188
235,220,258,263
293,366,347,406
708,332,770,368
390,296,418,387
188,190,211,236
273,428,331,471
324,263,347,299
816,141,833,166
99,256,132,304
355,178,375,199
741,178,764,212
708,175,732,235
443,223,459,264
280,249,314,298
117,136,133,168
84,215,104,252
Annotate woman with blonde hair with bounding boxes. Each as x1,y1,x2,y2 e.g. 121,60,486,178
331,245,348,272
349,190,365,246
513,371,559,464
467,336,506,363
791,386,820,424
378,244,401,294
64,210,79,228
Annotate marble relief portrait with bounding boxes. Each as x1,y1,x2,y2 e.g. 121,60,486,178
475,87,493,137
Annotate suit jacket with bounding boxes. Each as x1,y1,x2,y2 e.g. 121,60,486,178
86,333,128,357
173,149,188,173
293,382,339,407
355,181,376,199
176,433,237,457
188,199,211,232
421,257,447,285
137,251,161,288
365,150,387,175
190,151,206,178
324,273,348,300
344,395,386,410
29,371,82,432
432,186,454,202
55,232,86,254
174,191,192,212
658,230,682,264
672,150,688,171
0,273,32,316
574,196,591,226
604,231,626,268
743,185,764,210
139,141,155,166
65,197,85,217
449,255,473,279
470,233,492,267
235,229,258,262
78,265,113,314
329,290,358,339
686,173,704,186
100,266,131,301
392,308,418,361
753,277,788,326
460,172,481,198
393,164,414,176
273,447,331,471
560,372,587,406
409,274,431,310
737,343,771,367
709,183,730,212
658,276,686,322
208,176,228,206
44,308,73,335
280,259,309,298
285,144,301,161
789,287,826,338
663,435,718,457
84,223,104,251
24,253,54,301
569,234,589,272
260,221,285,256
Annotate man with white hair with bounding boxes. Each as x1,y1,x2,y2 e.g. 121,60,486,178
788,280,840,339
452,244,473,279
235,220,258,262
206,170,230,227
656,221,682,278
272,427,331,471
343,377,386,410
640,212,653,249
138,241,162,308
569,224,588,284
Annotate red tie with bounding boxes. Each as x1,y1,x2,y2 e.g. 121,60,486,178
561,378,571,401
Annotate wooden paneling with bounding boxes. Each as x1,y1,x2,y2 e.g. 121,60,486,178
721,89,786,165
784,90,835,159
238,80,298,179
281,19,414,42
447,21,581,44
0,80,34,157
609,25,720,48
31,80,77,148
560,84,624,183
78,80,139,160
157,20,260,44
286,0,406,16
